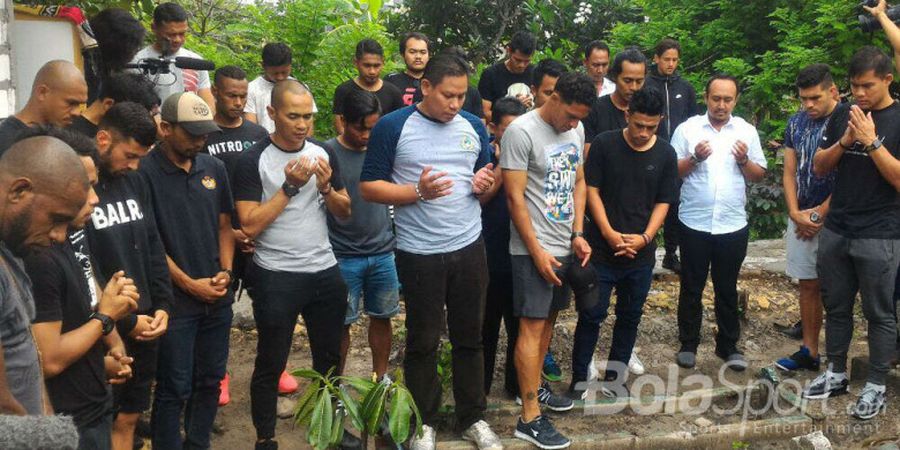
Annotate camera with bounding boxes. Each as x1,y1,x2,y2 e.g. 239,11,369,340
125,56,215,76
859,0,900,32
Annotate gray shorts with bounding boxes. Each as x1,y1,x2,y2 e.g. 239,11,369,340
511,254,573,319
785,219,820,280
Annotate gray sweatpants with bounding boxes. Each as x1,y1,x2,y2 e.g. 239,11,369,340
817,227,900,385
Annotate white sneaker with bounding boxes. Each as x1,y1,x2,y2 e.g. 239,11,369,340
462,420,503,450
410,424,436,450
588,356,600,381
628,352,645,375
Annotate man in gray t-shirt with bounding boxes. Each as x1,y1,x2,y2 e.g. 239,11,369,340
325,90,399,381
500,72,595,449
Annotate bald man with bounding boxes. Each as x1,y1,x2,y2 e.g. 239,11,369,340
0,61,88,155
233,80,355,450
0,136,89,416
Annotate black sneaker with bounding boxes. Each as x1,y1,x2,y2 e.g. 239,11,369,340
514,415,571,449
567,379,588,401
802,372,849,400
662,253,681,274
851,384,887,420
516,382,575,412
774,320,803,340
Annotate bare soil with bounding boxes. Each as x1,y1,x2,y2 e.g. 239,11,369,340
202,272,900,450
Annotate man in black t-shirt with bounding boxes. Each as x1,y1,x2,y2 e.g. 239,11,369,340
333,39,403,135
26,129,138,450
803,46,900,421
583,47,647,155
385,32,430,106
478,31,536,123
572,88,677,398
0,61,88,155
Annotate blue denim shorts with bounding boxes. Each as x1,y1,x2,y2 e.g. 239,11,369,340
337,252,401,325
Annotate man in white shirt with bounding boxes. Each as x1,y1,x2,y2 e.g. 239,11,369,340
670,74,766,372
583,41,616,98
131,3,214,108
244,43,318,133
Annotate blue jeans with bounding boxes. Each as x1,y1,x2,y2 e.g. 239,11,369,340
571,263,653,382
151,305,232,450
337,252,401,325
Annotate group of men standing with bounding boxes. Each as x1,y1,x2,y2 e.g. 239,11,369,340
0,1,898,450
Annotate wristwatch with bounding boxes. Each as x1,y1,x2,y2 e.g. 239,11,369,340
571,231,584,240
809,211,821,224
90,312,115,335
281,181,301,198
864,138,883,154
690,154,703,165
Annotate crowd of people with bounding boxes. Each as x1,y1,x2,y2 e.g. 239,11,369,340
0,1,898,450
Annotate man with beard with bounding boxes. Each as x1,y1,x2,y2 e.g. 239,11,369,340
385,32,430,106
141,92,235,449
84,102,171,450
583,47,647,155
23,127,137,449
0,135,90,415
0,61,88,154
333,39,404,135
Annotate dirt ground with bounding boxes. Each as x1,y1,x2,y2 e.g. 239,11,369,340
204,272,900,450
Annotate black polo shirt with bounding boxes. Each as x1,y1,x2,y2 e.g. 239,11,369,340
138,149,235,315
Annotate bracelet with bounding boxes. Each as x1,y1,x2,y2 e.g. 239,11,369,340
414,183,426,202
319,183,332,196
737,157,749,167
641,233,650,246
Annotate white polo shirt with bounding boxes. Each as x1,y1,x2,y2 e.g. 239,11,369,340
671,113,767,235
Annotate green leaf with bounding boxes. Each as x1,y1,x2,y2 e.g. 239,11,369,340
308,391,334,450
388,387,413,444
337,386,365,432
330,407,346,446
360,382,388,435
338,376,377,395
293,368,324,381
294,379,321,426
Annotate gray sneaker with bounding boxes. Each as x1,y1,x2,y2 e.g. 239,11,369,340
409,424,435,450
676,351,696,369
462,420,503,450
516,382,575,412
851,385,886,420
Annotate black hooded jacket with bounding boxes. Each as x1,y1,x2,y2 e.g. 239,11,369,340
643,66,699,142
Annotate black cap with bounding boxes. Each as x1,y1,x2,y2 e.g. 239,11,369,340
567,262,599,312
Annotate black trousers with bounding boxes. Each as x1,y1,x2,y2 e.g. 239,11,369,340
396,238,488,430
663,201,681,254
677,222,749,354
481,269,519,397
246,263,347,440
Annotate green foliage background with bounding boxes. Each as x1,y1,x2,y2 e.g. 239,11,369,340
31,0,894,238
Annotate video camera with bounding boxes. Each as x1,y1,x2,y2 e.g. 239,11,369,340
124,56,215,76
859,0,900,32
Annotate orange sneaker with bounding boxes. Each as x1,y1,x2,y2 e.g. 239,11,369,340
218,373,231,406
278,370,298,394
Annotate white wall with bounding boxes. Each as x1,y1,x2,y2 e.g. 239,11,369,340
0,0,15,118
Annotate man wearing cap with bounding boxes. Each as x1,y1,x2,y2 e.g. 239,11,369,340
501,72,595,449
139,92,234,449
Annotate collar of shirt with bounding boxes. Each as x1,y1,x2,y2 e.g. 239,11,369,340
152,147,201,176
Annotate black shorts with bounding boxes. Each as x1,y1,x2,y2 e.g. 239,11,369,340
511,255,573,319
113,335,159,414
